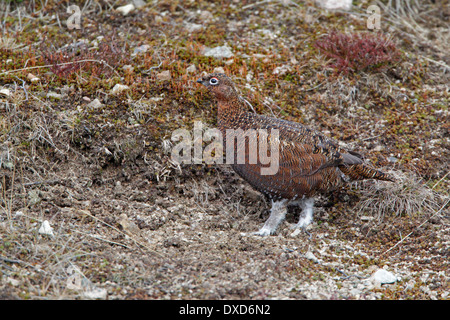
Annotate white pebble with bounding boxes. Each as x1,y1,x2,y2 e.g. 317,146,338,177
0,88,11,97
116,4,135,16
111,84,130,94
157,70,171,81
203,46,234,59
27,73,40,82
38,220,54,237
371,269,398,285
87,98,103,109
186,64,197,74
82,287,108,300
213,67,225,74
304,251,319,263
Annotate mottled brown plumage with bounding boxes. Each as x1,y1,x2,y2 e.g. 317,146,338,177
197,73,393,236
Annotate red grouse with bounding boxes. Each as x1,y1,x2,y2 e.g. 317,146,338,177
197,73,393,236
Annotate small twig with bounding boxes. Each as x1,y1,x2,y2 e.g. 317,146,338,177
239,96,257,114
0,59,120,77
334,267,369,281
145,60,162,72
303,81,326,92
71,229,129,249
14,76,28,101
361,134,382,142
21,179,63,187
0,256,23,264
420,55,450,70
242,0,271,10
143,52,163,74
55,12,61,29
1,262,14,273
431,171,450,190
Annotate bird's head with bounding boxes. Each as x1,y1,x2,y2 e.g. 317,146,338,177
196,73,238,102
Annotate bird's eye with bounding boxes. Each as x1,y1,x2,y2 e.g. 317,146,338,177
209,77,219,85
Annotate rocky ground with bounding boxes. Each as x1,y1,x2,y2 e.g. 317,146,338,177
0,0,448,300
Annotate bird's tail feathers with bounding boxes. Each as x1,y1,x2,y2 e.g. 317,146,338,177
339,164,394,182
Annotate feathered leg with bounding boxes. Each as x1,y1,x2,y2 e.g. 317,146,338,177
254,199,288,236
289,198,315,237
295,198,315,228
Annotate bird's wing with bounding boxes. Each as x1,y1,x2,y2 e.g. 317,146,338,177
254,114,363,173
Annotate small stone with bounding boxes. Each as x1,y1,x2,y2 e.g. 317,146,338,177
258,29,277,39
116,3,135,16
157,70,171,81
253,54,267,59
273,65,292,76
0,88,11,97
213,66,225,74
118,213,140,235
46,92,62,99
131,0,146,8
6,277,20,287
2,161,14,170
163,237,182,248
373,145,384,152
150,96,164,102
184,22,203,33
27,73,40,82
371,269,398,285
39,220,54,237
316,0,353,10
132,44,150,55
387,156,398,163
246,71,254,82
15,210,25,217
198,10,213,22
82,287,108,300
304,251,319,263
87,98,103,109
186,64,197,74
349,288,361,298
123,65,134,73
203,46,234,59
111,84,130,94
28,190,41,206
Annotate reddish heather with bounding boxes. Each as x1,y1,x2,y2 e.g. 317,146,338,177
314,31,402,74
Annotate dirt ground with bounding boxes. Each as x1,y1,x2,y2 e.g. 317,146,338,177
0,0,449,300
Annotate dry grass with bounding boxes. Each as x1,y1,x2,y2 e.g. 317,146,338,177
355,170,448,220
376,0,449,66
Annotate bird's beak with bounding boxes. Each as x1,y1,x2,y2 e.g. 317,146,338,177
196,78,204,85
